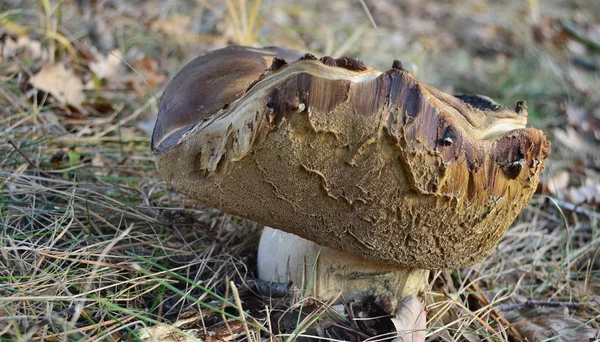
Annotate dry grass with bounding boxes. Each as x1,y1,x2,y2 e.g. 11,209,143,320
1,0,599,341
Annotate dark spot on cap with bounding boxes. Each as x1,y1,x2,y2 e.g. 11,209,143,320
300,53,318,60
334,57,367,71
392,60,404,70
266,99,275,110
246,57,289,93
320,56,337,67
514,146,525,161
454,94,502,111
441,137,453,146
285,96,301,111
514,100,528,116
268,57,288,71
502,159,524,179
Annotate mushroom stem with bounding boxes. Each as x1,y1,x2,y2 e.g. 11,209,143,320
257,227,429,313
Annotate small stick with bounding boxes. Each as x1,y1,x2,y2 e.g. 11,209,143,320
452,297,501,339
545,196,600,219
221,280,235,339
37,251,137,272
469,281,525,342
265,305,273,342
497,300,582,311
561,21,600,52
230,280,253,342
8,140,53,178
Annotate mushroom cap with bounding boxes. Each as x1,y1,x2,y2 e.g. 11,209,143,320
153,46,550,269
152,46,304,153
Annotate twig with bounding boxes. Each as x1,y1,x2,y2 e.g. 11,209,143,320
358,0,377,28
8,140,54,178
451,296,502,339
230,280,254,342
560,21,600,52
497,300,583,312
469,281,525,342
265,305,273,342
37,251,137,272
571,56,600,71
544,196,600,219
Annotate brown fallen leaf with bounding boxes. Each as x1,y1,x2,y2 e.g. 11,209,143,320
504,307,598,342
30,63,85,105
565,103,600,138
391,295,426,342
129,56,167,95
547,170,570,196
150,15,192,38
565,177,600,205
552,127,600,159
1,34,46,61
89,49,122,80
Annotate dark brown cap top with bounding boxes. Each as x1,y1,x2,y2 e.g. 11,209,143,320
152,46,303,154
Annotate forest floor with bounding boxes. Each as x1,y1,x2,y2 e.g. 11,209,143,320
1,0,599,341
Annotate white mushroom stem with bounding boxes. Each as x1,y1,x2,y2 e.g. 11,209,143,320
257,227,429,314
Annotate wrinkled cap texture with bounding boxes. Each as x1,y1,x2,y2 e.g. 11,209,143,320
152,46,551,269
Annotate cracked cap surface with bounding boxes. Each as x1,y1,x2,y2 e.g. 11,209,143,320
152,46,550,269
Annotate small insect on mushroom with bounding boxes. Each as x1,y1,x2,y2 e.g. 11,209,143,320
441,137,453,146
515,100,528,116
392,59,405,71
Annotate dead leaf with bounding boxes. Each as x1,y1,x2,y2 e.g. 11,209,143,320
137,311,207,341
391,295,426,342
137,325,200,342
91,154,105,167
566,104,600,137
30,63,85,105
505,307,598,342
565,177,600,204
547,170,570,196
1,35,46,61
89,49,122,80
552,127,600,159
151,15,191,37
130,56,167,94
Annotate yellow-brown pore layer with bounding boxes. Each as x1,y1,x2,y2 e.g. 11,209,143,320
154,50,550,269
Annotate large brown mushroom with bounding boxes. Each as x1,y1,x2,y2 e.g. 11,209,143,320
152,46,550,326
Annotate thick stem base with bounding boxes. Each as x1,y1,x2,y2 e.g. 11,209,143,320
257,227,429,313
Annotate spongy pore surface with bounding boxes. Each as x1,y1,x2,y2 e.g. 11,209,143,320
153,46,550,269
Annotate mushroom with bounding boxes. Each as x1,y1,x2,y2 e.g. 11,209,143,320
152,46,550,320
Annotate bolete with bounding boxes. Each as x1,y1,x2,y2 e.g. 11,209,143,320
152,46,550,316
